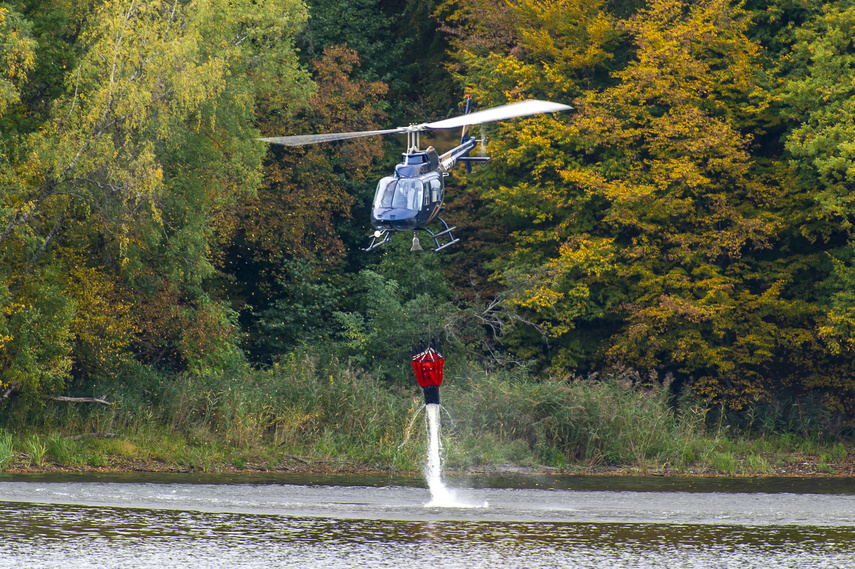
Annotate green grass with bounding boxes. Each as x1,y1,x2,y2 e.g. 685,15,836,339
0,430,14,469
24,435,47,467
0,355,851,475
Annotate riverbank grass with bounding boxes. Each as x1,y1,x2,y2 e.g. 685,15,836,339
1,356,852,475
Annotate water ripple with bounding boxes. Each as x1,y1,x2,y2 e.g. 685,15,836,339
2,479,855,568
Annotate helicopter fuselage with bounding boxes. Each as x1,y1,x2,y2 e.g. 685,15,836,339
370,137,478,232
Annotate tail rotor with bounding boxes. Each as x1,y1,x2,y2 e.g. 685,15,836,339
460,95,474,173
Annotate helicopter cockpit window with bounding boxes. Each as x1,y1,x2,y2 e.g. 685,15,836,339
373,177,424,211
392,178,424,211
373,177,396,209
429,178,442,203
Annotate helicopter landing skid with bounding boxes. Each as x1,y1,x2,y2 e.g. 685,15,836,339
362,218,460,252
420,217,460,252
362,230,392,252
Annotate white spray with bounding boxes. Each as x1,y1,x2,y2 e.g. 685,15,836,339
424,403,456,506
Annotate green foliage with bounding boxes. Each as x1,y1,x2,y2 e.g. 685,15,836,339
0,5,36,118
299,0,455,118
249,259,342,361
784,4,855,227
5,0,855,428
447,368,683,469
299,0,403,84
1,0,315,399
0,429,13,469
0,279,75,399
46,434,73,466
329,243,518,376
783,4,855,359
24,433,45,466
222,45,389,363
135,352,422,465
444,0,839,410
2,359,852,474
709,450,737,474
332,264,457,381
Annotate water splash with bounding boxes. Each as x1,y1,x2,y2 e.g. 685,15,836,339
423,404,487,509
424,404,456,506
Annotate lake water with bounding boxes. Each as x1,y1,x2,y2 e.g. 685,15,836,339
1,473,854,568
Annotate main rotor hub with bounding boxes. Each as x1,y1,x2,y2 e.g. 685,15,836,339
406,128,422,152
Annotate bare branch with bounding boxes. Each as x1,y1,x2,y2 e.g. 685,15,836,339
1,383,18,401
25,213,65,275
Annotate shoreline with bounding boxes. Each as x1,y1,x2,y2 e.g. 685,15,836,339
3,456,855,478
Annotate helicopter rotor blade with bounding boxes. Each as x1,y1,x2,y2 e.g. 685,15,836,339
258,127,406,147
258,100,571,147
420,100,572,131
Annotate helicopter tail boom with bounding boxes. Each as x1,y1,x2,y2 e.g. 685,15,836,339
439,137,479,171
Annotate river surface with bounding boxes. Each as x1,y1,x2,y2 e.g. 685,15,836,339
1,473,854,568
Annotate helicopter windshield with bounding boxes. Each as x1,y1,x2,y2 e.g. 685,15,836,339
373,177,424,211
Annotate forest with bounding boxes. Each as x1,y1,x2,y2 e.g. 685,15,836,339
2,0,855,471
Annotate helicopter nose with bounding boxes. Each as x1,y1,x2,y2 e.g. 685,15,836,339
372,207,419,231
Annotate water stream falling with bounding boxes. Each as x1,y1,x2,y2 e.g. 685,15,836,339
424,403,455,506
423,403,488,508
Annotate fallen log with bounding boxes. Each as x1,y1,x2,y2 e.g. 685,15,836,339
49,396,112,406
68,432,118,441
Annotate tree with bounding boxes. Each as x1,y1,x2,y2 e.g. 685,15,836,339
222,46,388,362
332,257,457,382
1,0,313,399
299,0,456,121
438,0,618,105
436,0,619,313
0,4,36,119
779,3,855,411
448,0,832,409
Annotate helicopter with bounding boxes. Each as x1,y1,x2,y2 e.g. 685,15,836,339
259,97,572,252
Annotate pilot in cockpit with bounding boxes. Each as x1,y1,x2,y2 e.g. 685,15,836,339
373,177,423,212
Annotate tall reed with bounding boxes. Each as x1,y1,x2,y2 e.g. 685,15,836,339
444,367,691,470
0,430,14,469
106,352,423,466
2,352,848,474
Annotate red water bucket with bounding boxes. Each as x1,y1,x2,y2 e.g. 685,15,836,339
412,347,445,388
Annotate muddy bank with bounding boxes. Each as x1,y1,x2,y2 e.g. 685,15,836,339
3,454,855,478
